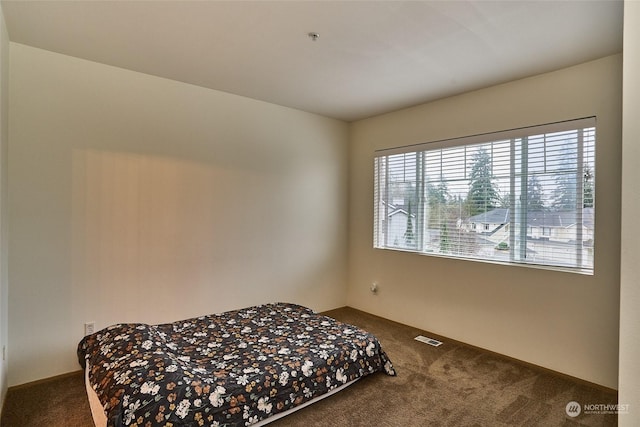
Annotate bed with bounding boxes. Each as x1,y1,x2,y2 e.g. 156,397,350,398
78,302,395,426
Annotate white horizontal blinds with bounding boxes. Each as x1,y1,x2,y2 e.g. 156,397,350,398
373,156,381,247
374,153,422,251
420,141,513,260
510,127,595,271
373,117,596,274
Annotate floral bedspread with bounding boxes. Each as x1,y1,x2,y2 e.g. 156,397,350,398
78,303,395,427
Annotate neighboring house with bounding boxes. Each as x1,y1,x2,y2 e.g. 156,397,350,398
378,201,415,248
379,202,594,249
463,208,510,235
463,208,594,244
527,208,595,244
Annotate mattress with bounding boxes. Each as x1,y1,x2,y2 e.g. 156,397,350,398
78,303,395,426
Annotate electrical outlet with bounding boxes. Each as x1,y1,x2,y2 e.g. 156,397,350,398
84,322,95,336
370,282,379,293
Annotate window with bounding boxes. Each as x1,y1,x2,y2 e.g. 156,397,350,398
373,117,595,274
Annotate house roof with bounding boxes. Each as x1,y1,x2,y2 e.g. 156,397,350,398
468,208,509,224
525,208,594,229
382,201,414,219
469,208,595,229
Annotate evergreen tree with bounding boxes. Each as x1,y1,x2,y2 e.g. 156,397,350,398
497,191,511,209
551,143,579,211
452,195,469,220
467,148,500,216
440,222,450,253
404,201,415,247
427,181,449,228
550,164,594,211
583,165,594,208
527,175,545,211
551,172,576,211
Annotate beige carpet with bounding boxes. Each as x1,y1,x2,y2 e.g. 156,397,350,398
1,370,92,427
1,307,617,426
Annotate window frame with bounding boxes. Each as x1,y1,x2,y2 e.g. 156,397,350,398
373,117,596,275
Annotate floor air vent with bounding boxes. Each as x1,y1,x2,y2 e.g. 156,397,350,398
415,335,443,347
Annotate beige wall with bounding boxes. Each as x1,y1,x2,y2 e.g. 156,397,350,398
0,3,8,409
619,0,640,422
349,55,622,388
8,43,349,386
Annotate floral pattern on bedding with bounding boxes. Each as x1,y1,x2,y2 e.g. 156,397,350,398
78,303,395,427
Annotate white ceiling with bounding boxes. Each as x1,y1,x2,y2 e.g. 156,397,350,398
1,0,624,122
